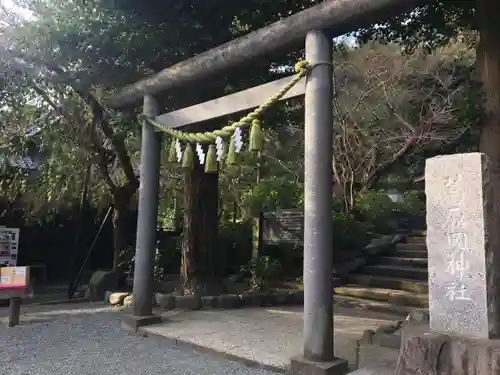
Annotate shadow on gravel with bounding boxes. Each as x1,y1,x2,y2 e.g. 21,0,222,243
0,303,121,326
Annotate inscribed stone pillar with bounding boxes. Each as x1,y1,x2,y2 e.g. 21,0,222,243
425,152,500,339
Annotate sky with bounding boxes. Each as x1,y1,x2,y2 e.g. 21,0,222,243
0,0,33,21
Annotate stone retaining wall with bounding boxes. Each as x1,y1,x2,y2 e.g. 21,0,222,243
109,290,305,311
396,322,500,375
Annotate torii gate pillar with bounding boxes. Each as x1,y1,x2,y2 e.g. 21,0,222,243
122,95,163,331
289,30,348,375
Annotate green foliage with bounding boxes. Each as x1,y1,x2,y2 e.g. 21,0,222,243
119,243,165,282
219,220,253,273
240,177,302,218
332,211,373,260
353,188,426,233
357,3,475,52
0,0,485,283
240,255,281,291
355,190,397,223
396,190,426,217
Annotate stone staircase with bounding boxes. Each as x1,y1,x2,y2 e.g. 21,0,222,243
334,231,428,315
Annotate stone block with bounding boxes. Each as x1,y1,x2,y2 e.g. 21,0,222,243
217,294,240,308
86,269,124,301
396,322,500,375
274,291,291,305
174,295,202,310
261,292,276,306
239,293,263,307
123,295,133,308
201,296,217,308
155,293,175,310
359,330,375,345
425,153,500,339
372,332,401,349
289,355,349,375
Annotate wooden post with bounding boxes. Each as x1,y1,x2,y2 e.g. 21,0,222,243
8,297,21,327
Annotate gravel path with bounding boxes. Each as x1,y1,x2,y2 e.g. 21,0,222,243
0,305,279,375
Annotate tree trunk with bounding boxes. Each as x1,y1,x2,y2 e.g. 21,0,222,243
112,191,137,270
477,0,500,321
180,160,222,296
173,191,182,231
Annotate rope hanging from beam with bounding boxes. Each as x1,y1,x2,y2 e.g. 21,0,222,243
138,60,311,173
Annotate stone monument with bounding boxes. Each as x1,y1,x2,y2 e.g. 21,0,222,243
425,152,500,339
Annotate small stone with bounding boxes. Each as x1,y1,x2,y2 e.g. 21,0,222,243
123,295,133,307
217,294,240,309
109,292,129,306
156,293,175,310
174,295,202,310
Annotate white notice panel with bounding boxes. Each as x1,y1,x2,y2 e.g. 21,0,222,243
0,228,20,266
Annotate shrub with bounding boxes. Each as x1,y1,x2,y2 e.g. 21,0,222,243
219,220,253,274
396,190,426,216
240,255,282,291
332,212,373,261
354,190,398,233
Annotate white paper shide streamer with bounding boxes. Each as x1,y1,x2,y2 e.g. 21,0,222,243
195,142,205,164
234,127,243,153
175,139,182,162
215,136,224,161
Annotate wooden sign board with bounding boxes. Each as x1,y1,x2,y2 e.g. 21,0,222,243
0,266,31,298
262,209,304,245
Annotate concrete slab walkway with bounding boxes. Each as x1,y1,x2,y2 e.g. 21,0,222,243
143,306,401,372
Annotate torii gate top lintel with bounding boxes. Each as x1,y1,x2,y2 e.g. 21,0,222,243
106,0,419,109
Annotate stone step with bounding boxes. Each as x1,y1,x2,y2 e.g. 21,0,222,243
395,243,427,251
377,257,428,268
405,236,426,244
334,285,428,309
407,230,426,237
334,294,416,317
389,249,428,259
360,265,428,281
345,274,428,294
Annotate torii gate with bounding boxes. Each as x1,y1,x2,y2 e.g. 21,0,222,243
107,1,419,374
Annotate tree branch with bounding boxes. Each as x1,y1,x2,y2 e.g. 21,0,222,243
0,46,139,196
